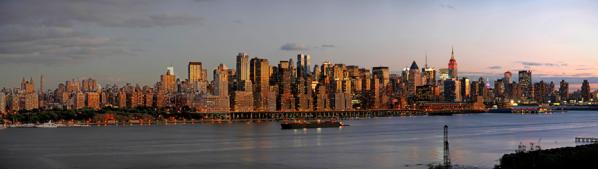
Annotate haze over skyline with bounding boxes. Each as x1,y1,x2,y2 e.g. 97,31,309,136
1,0,597,89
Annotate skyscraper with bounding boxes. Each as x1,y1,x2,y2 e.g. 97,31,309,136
0,92,6,114
372,66,390,87
277,61,294,111
21,77,35,93
39,75,45,94
297,53,311,78
20,77,39,110
408,61,422,95
421,54,436,85
534,80,549,103
503,71,513,100
81,78,98,92
188,61,208,93
236,52,250,83
559,80,569,102
439,68,449,81
444,79,461,102
188,62,207,82
518,70,533,100
448,48,458,79
213,64,229,97
422,67,436,85
160,66,177,93
581,80,592,102
504,71,513,84
250,57,271,111
461,77,471,102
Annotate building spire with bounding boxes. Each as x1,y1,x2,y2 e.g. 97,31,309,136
451,46,455,60
425,51,428,68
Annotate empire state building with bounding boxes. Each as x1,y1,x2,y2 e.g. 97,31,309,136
448,48,458,79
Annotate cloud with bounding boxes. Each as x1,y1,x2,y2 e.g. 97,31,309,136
321,44,336,48
440,4,456,10
571,73,594,77
519,61,543,66
101,13,204,28
459,71,502,79
0,0,202,64
488,65,502,70
232,20,244,24
280,43,308,51
0,25,130,64
518,61,567,67
0,0,203,28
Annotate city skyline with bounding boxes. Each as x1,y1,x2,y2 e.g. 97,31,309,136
1,0,598,88
1,49,597,90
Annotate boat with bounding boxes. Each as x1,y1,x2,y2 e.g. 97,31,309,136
71,124,91,127
281,120,347,129
36,121,59,128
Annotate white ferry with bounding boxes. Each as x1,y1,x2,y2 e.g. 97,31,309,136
36,121,59,128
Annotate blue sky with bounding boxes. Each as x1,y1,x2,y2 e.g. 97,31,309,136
1,0,597,89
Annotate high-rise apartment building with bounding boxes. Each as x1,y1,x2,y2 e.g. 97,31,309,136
86,92,100,110
213,64,229,97
188,61,208,92
160,66,177,93
518,70,533,100
0,92,6,114
188,62,207,82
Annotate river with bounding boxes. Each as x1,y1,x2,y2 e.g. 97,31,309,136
1,111,598,169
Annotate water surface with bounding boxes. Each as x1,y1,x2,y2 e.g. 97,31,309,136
1,111,598,169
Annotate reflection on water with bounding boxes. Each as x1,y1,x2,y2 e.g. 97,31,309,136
1,111,598,169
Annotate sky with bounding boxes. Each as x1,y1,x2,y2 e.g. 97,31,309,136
1,0,597,89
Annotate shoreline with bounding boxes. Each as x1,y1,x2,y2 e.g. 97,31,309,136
2,110,563,129
497,143,598,169
5,107,596,129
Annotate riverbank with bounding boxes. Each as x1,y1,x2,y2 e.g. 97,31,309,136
2,108,488,126
496,143,598,169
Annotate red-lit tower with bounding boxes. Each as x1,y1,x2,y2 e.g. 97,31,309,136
448,48,458,79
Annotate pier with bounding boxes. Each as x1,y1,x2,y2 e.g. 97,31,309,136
195,110,427,120
575,137,598,143
196,109,487,120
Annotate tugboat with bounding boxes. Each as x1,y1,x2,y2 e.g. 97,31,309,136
280,119,347,129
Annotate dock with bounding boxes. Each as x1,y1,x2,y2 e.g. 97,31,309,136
575,137,598,143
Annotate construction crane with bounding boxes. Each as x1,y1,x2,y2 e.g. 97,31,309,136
443,125,451,168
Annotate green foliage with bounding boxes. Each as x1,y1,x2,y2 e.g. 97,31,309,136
2,107,196,123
